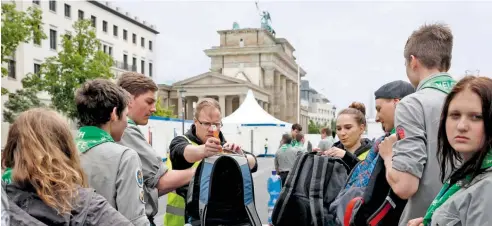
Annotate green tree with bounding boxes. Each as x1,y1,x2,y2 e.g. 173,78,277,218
153,98,177,118
1,3,46,95
2,88,45,123
308,120,321,134
23,19,114,120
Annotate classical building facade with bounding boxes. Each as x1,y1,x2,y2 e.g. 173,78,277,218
300,80,336,126
159,28,307,125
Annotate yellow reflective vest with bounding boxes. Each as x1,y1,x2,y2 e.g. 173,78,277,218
164,135,201,226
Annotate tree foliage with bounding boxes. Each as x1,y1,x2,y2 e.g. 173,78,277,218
308,120,327,134
1,3,46,94
23,19,114,120
153,98,177,118
2,88,45,123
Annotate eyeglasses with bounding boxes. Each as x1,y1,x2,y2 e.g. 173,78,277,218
195,118,223,128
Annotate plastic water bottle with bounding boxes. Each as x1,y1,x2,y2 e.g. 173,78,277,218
267,170,282,225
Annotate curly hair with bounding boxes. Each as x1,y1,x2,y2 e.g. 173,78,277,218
2,108,87,214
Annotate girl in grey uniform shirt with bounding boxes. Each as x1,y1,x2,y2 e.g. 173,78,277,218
406,76,492,226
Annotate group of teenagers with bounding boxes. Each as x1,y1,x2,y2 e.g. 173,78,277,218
1,71,258,226
0,22,491,226
275,23,492,226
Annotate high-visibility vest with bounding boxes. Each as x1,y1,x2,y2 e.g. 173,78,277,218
164,135,201,226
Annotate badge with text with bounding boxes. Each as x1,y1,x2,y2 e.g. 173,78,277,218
136,169,143,188
139,190,146,204
396,126,406,140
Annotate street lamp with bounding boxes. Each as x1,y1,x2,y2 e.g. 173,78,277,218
179,88,186,134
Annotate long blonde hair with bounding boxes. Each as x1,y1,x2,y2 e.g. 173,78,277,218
2,108,87,214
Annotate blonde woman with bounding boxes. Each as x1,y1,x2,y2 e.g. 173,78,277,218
1,108,131,226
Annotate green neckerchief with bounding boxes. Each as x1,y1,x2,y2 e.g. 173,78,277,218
418,73,456,94
76,126,114,153
2,168,12,184
390,128,396,134
423,150,492,225
127,117,136,126
280,143,291,152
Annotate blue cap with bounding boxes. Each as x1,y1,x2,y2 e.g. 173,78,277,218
272,170,276,175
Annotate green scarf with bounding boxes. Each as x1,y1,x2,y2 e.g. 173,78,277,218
423,150,492,225
418,73,456,94
76,126,114,153
127,117,136,126
1,126,114,184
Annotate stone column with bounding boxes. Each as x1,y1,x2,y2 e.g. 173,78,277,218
186,98,194,120
280,75,287,121
225,96,233,116
286,80,294,122
293,81,299,123
218,95,226,117
274,72,281,119
258,100,263,108
177,92,184,119
263,102,269,113
239,94,246,105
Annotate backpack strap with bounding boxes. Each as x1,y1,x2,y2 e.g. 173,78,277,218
309,155,333,226
236,155,262,226
272,152,309,224
198,156,219,226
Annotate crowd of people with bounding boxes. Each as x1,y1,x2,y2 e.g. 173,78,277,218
1,22,491,226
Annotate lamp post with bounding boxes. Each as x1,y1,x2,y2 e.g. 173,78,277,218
179,88,186,134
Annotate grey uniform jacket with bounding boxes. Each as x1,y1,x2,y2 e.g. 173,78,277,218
118,122,168,219
274,145,303,172
430,167,492,226
80,142,149,226
392,74,452,226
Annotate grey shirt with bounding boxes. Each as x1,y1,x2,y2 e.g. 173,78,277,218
274,145,303,172
318,137,335,152
392,74,451,226
118,123,168,219
430,168,492,226
80,142,149,226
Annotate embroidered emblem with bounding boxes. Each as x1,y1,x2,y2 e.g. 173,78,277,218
396,126,406,140
136,169,143,188
139,190,146,204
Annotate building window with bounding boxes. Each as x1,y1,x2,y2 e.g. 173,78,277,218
123,29,127,41
34,63,41,75
113,25,118,37
123,54,128,70
33,25,42,45
149,41,153,51
49,0,56,12
8,59,16,79
103,45,107,53
132,57,137,71
33,0,40,5
78,10,84,20
65,33,71,40
108,46,112,56
141,60,145,74
91,16,96,27
64,4,70,18
132,33,136,44
102,21,107,32
141,37,145,47
49,29,57,50
149,62,153,77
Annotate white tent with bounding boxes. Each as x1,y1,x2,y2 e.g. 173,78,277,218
222,89,290,126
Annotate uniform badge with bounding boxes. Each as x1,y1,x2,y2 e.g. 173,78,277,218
139,190,146,204
396,126,406,140
136,169,143,188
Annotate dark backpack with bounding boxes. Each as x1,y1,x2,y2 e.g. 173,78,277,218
185,154,261,226
343,141,407,226
272,152,350,226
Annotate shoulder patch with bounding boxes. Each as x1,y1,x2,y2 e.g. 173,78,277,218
139,190,146,204
396,126,406,140
136,168,143,188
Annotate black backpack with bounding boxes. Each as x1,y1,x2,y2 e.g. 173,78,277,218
185,154,261,226
272,152,350,226
343,156,407,226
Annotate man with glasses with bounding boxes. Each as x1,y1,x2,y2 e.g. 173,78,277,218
166,98,258,226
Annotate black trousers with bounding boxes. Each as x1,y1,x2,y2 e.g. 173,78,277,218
278,171,289,187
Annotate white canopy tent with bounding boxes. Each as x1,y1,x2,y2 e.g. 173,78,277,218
222,89,290,126
222,90,291,156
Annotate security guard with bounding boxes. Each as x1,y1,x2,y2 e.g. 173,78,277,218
75,79,149,226
167,98,258,226
117,72,195,225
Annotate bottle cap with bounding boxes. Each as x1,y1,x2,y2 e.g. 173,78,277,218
272,170,276,175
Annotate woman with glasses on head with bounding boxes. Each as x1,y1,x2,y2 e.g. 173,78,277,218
1,108,132,226
396,76,492,226
166,98,258,226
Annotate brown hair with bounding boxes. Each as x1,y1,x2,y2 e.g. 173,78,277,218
437,76,492,183
117,72,158,97
194,98,221,119
2,108,87,214
320,127,332,135
291,123,302,132
76,79,130,127
295,133,304,142
338,102,367,126
404,23,453,71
